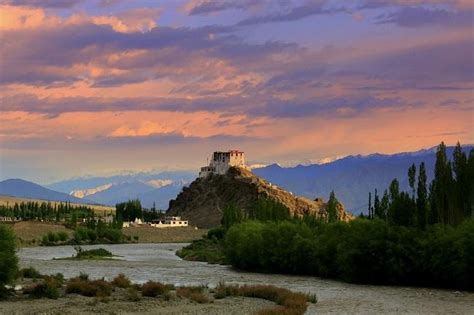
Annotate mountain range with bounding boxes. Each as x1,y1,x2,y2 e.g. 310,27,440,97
0,178,95,204
1,145,471,214
253,145,473,214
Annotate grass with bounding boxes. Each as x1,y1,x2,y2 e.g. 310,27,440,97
213,283,314,315
176,238,227,264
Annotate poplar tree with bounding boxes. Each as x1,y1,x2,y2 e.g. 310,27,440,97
373,189,382,219
408,163,416,199
327,191,339,222
367,192,372,219
416,162,428,228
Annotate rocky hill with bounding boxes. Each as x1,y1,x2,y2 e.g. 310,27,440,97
167,167,351,228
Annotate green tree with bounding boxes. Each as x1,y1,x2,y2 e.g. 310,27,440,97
367,192,372,219
432,142,455,225
327,191,339,223
0,225,18,286
374,189,382,219
416,162,428,229
222,203,243,229
452,142,468,220
408,163,416,199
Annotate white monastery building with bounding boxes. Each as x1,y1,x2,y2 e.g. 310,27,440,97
150,216,188,228
199,150,247,178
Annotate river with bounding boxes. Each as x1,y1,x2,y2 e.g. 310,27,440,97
18,243,474,314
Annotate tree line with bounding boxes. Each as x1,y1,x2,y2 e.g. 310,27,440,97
0,201,98,223
365,142,473,227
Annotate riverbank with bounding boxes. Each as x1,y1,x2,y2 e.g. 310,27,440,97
0,293,274,314
17,243,474,314
2,271,311,315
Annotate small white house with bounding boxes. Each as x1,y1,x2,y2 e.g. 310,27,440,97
150,216,188,228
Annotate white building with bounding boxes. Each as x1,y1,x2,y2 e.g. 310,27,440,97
199,150,247,177
150,216,188,228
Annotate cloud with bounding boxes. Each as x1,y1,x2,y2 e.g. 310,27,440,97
375,6,474,27
109,121,177,137
237,1,348,26
0,0,83,8
184,0,261,15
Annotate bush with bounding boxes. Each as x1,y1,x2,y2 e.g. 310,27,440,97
66,277,112,297
101,228,122,243
73,227,90,243
126,287,141,301
20,267,42,279
47,231,59,243
0,225,18,285
112,273,131,288
57,231,69,242
24,278,60,299
0,285,13,300
141,281,168,297
177,238,226,264
207,227,226,240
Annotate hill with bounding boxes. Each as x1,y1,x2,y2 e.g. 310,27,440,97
253,145,473,214
0,179,96,204
167,167,351,228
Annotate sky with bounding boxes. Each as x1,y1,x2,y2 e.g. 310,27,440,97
0,0,473,184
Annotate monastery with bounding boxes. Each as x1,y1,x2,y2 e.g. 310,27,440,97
199,150,248,177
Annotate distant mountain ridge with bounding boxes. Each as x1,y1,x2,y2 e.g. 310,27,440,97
0,179,96,204
253,145,473,214
47,171,196,209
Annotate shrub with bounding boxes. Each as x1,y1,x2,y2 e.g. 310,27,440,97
24,279,60,299
0,225,18,285
20,267,42,279
0,285,13,300
112,273,131,288
57,231,69,242
126,287,141,301
141,281,168,297
176,286,204,299
47,231,59,243
101,229,122,243
133,235,139,241
207,227,226,240
66,277,112,297
189,292,211,303
73,227,90,243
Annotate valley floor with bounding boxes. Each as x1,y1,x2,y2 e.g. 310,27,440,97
122,226,207,243
3,222,207,247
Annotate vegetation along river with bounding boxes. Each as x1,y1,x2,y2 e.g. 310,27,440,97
18,243,474,314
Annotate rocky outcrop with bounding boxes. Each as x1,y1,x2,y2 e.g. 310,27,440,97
167,167,352,228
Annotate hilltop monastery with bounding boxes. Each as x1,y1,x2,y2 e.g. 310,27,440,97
199,150,248,177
